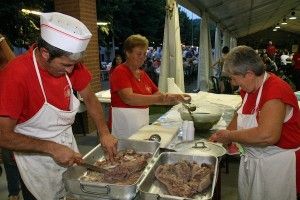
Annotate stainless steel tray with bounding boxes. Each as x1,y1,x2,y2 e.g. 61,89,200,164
138,152,218,200
63,139,160,200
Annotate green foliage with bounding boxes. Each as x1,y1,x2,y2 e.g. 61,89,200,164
97,0,196,50
0,0,54,49
0,0,198,51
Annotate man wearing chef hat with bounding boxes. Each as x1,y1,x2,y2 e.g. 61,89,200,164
0,12,118,199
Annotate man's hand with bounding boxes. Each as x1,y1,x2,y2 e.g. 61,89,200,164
99,133,118,162
50,144,83,166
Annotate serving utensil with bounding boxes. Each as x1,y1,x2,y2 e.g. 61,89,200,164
182,103,196,124
145,134,161,142
75,159,108,173
182,103,196,112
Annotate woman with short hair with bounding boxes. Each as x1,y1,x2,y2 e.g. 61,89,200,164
210,45,300,200
109,34,190,138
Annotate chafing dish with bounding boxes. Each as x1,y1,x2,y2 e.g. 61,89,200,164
138,152,218,200
63,139,160,200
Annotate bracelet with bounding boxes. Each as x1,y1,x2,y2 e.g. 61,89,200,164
0,37,5,43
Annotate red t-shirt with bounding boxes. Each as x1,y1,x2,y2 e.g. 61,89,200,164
239,73,300,192
292,52,300,70
108,64,159,128
266,44,276,56
0,45,92,124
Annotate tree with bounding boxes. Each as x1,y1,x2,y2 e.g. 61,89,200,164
97,0,167,50
0,0,196,51
0,0,54,49
179,8,192,46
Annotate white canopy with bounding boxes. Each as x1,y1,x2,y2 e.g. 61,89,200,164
159,0,185,93
160,0,300,93
178,0,300,38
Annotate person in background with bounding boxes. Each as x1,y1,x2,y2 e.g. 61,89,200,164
109,34,191,139
262,54,277,74
266,40,276,61
0,33,22,200
146,48,153,61
281,49,291,66
0,12,117,200
209,46,300,200
143,60,158,86
183,57,190,72
153,48,161,61
211,46,232,93
292,44,300,91
109,54,123,74
153,57,161,69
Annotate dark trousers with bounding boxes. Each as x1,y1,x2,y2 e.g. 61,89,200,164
20,178,37,200
294,69,300,91
2,149,21,197
2,149,36,200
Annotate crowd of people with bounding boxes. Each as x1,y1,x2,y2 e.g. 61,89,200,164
210,41,300,94
258,41,299,91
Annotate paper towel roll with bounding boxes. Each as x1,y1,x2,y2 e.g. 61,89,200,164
167,78,183,94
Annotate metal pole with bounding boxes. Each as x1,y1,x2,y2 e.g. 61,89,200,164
191,13,193,46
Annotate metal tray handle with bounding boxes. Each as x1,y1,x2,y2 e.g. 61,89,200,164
80,183,110,195
157,194,189,200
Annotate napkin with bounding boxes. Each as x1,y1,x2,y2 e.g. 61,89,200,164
167,78,183,94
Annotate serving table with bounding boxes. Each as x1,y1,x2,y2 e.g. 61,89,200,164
128,92,242,200
70,92,243,199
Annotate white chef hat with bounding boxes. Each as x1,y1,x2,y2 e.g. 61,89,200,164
40,12,92,53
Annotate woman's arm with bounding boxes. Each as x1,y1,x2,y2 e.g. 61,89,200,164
117,88,191,106
210,58,220,68
211,99,285,147
227,113,238,130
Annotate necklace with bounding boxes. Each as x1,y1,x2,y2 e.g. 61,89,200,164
125,62,141,82
135,72,141,82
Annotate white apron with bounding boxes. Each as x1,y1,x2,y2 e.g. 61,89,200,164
14,48,80,200
237,72,298,200
111,107,149,139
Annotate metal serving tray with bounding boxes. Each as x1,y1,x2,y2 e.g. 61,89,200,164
138,152,218,200
63,139,160,200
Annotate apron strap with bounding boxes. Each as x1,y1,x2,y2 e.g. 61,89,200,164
32,48,74,105
33,48,47,102
240,72,268,114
